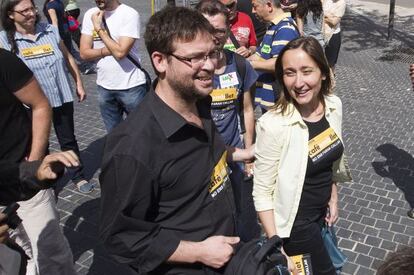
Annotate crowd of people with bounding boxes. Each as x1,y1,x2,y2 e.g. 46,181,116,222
1,0,412,275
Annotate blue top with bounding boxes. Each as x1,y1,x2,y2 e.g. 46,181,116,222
211,50,258,148
44,0,69,37
255,15,298,110
0,23,73,107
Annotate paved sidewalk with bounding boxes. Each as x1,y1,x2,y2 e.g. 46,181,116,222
38,1,414,274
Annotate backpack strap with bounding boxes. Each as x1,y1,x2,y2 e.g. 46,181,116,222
254,235,284,262
229,31,241,49
233,51,247,134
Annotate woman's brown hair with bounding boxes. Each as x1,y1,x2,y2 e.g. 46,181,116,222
273,36,333,114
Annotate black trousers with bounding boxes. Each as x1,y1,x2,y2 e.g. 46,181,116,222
283,216,336,275
325,32,342,68
52,102,84,183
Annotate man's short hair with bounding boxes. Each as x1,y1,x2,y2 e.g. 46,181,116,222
144,6,215,58
196,0,229,25
256,0,281,7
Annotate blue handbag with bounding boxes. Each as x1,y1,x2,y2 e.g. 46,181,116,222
321,224,347,274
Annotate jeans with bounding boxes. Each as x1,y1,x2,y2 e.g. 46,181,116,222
97,84,147,132
229,162,261,242
52,102,85,184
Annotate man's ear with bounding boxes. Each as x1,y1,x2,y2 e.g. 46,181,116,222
151,51,168,75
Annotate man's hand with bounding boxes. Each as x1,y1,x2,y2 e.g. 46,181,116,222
197,236,240,269
36,151,80,181
0,213,10,244
92,10,105,31
235,46,251,58
410,64,414,90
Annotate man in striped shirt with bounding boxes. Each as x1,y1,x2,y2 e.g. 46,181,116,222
248,0,298,113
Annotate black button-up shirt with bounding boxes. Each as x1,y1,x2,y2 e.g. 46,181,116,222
99,89,236,274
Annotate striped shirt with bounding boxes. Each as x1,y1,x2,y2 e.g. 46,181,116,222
255,13,298,110
0,23,73,108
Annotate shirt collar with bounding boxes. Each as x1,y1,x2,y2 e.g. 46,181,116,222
283,95,337,126
149,80,212,139
270,12,292,26
14,23,51,41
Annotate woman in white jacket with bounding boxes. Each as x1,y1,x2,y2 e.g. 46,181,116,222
253,36,352,275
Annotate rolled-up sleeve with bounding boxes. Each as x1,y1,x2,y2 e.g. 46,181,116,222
253,117,283,211
99,154,180,273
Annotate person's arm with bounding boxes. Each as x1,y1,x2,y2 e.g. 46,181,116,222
79,33,106,61
295,16,304,36
99,154,180,273
249,54,277,73
0,214,9,244
14,77,51,161
59,40,86,101
324,0,346,28
226,145,254,162
325,182,338,226
47,8,59,27
242,89,255,176
168,236,239,269
91,11,136,60
0,151,79,203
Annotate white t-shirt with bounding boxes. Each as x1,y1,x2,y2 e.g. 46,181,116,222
82,4,146,90
323,0,346,35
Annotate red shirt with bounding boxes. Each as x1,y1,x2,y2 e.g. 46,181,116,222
228,11,257,48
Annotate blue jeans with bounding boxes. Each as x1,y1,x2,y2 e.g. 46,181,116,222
229,162,261,242
97,84,147,132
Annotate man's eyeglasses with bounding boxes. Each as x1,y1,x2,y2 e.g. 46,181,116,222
168,50,221,68
13,6,37,16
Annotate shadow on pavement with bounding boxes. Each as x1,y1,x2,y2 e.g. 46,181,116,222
55,137,106,196
372,143,414,210
63,198,134,275
342,9,414,53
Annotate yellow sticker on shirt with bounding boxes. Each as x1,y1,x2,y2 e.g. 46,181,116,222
21,44,54,59
92,30,105,41
209,151,230,198
210,87,237,107
308,127,340,163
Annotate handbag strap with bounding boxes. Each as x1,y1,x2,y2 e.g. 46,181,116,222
101,17,144,70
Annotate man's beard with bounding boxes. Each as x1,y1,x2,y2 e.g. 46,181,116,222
168,74,211,102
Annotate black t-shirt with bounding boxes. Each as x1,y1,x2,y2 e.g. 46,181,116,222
0,48,33,163
295,116,343,222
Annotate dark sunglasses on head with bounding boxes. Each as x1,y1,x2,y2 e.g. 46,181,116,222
225,1,236,10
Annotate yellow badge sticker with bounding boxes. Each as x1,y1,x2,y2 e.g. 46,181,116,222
210,87,237,107
308,127,340,163
92,30,105,41
209,151,230,198
21,44,54,59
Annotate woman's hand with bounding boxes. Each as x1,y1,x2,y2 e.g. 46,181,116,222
326,182,339,226
76,83,87,102
281,247,299,275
